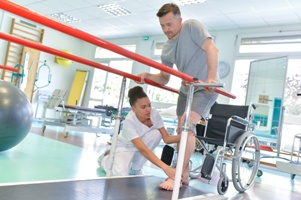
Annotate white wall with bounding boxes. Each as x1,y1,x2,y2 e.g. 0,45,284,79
1,9,301,114
0,10,12,77
211,30,238,104
101,35,166,91
0,11,93,117
31,27,94,117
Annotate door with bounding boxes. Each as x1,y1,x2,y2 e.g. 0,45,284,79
21,47,41,102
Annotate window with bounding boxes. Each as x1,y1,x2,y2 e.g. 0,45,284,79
240,35,301,53
89,60,133,108
95,44,136,59
153,42,164,56
90,63,108,100
232,34,301,104
90,44,136,108
229,60,252,105
147,62,181,104
147,43,181,105
232,34,301,151
284,59,301,116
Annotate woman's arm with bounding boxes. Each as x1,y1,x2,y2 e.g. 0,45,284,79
159,127,181,144
131,137,176,179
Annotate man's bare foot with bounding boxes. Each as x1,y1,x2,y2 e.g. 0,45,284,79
182,171,190,185
182,177,189,186
182,163,190,186
159,178,182,191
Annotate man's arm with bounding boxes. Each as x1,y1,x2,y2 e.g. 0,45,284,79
201,38,219,83
137,71,171,85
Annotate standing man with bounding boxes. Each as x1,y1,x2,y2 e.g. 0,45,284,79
137,3,220,190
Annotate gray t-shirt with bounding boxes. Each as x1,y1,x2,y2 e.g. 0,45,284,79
161,19,220,94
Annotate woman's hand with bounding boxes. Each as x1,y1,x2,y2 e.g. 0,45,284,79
162,165,176,180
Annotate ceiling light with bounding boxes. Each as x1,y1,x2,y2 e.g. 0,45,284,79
173,0,207,6
98,3,131,16
50,13,81,23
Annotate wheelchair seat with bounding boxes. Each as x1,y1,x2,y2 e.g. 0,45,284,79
196,102,249,147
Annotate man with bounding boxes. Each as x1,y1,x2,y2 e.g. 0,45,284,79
137,3,220,190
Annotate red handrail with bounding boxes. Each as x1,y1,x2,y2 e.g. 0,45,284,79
0,0,236,99
0,64,18,72
0,32,178,94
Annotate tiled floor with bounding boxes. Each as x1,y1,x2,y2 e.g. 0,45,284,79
0,120,300,200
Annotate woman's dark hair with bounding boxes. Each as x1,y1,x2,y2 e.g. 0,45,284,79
156,3,181,18
128,86,147,107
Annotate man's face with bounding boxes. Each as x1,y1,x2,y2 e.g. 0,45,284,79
159,12,182,40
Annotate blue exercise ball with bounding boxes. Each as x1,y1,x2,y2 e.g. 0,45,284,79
0,81,33,151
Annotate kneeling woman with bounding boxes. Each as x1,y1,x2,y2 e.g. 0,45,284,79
99,86,180,182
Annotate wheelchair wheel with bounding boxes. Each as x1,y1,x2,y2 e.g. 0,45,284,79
42,125,46,133
257,169,263,177
217,174,229,195
232,131,260,193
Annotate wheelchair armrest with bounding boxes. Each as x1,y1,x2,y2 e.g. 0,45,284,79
229,115,256,131
230,115,249,125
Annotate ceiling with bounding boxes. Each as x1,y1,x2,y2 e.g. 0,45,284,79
8,0,301,39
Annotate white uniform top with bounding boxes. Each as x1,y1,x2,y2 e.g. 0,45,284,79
116,108,164,151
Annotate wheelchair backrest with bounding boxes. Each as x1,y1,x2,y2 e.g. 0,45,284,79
199,102,249,143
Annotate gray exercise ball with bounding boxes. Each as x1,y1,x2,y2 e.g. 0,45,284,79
0,80,33,151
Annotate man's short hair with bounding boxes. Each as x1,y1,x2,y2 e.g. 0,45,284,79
156,3,181,18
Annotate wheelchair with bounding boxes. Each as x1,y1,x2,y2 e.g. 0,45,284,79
161,102,261,195
192,102,261,195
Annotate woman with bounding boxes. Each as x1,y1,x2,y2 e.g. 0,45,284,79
98,86,180,186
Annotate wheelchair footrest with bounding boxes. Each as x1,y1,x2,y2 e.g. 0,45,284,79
201,154,215,180
161,145,174,166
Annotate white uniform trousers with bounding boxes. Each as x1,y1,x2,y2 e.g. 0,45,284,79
101,129,162,176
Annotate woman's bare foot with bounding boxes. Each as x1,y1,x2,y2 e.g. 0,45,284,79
159,178,182,191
